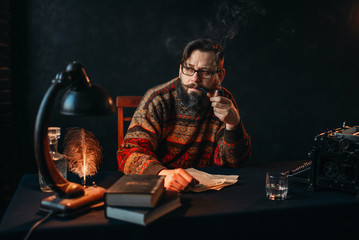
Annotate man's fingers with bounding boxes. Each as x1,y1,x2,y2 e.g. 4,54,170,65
167,186,181,193
213,107,227,114
171,169,196,191
211,102,226,108
170,180,185,192
172,174,189,190
158,168,198,192
176,168,194,184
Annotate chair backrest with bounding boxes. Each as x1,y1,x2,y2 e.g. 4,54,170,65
116,96,142,147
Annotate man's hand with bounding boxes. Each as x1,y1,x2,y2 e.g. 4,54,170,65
158,168,198,192
207,92,241,130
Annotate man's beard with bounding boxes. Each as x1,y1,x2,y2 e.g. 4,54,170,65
177,80,209,112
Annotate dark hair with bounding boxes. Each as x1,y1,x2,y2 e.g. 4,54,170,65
181,39,225,68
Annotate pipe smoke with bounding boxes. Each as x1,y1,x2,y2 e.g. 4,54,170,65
215,0,266,48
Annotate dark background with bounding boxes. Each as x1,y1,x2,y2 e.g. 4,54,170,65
2,0,359,215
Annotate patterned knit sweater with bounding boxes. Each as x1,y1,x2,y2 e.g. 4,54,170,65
117,78,252,175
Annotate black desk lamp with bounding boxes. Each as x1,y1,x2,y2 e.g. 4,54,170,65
34,62,115,216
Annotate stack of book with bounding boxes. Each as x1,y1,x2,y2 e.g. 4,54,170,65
104,174,181,226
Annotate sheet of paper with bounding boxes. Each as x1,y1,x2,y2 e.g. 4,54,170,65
185,168,239,192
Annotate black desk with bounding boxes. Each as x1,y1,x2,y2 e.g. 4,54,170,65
1,162,358,240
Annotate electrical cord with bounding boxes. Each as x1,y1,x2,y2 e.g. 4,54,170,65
23,211,54,240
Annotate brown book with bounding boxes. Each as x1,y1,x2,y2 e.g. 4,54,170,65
105,174,165,208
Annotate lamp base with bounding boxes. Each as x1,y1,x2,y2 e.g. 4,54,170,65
40,185,106,217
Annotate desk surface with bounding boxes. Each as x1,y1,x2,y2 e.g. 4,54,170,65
1,161,358,240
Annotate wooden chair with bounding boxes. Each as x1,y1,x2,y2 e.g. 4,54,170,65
116,96,142,147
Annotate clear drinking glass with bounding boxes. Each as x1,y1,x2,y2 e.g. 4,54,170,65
38,127,67,192
265,172,288,200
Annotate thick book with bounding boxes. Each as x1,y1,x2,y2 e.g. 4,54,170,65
105,174,165,208
105,195,181,226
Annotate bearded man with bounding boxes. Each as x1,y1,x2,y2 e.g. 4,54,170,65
117,39,252,192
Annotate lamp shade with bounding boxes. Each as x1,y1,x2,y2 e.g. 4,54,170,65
60,84,115,115
59,62,115,116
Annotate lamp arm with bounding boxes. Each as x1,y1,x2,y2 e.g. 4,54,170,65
34,73,85,198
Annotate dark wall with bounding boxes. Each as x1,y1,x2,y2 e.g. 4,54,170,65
10,0,359,175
